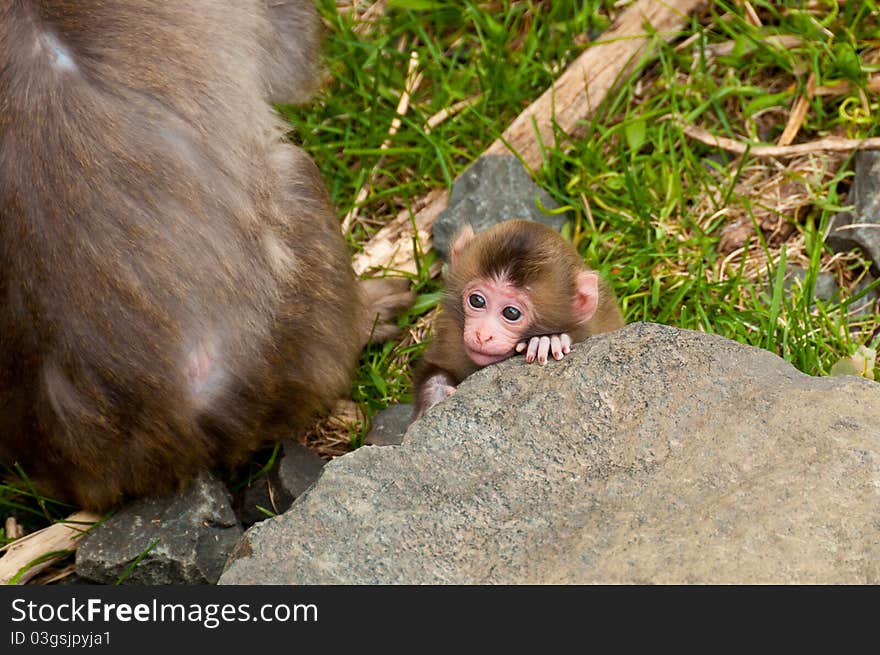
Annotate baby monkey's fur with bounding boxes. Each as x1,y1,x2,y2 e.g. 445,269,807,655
414,220,623,419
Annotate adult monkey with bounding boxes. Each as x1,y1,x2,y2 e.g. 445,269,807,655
0,1,402,509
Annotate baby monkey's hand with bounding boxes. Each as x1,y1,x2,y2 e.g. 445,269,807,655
515,333,572,365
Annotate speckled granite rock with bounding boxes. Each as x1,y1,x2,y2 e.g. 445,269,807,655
220,323,880,584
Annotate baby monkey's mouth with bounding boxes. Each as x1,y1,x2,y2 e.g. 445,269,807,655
464,346,513,367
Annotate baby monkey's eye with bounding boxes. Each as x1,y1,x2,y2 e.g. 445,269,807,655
468,293,486,309
502,306,522,321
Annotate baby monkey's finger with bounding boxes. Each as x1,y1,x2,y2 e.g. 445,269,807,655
537,336,551,364
525,336,540,363
550,335,564,360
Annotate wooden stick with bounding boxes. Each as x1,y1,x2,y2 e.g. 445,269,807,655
484,0,707,163
353,0,708,276
353,188,446,276
0,511,98,585
814,75,880,96
681,123,880,158
675,34,802,56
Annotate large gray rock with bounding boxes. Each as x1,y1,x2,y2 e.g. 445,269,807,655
78,473,241,584
829,151,880,270
220,323,880,584
433,155,568,261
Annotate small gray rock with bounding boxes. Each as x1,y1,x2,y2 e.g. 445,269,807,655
364,403,415,446
278,440,326,498
233,468,294,527
771,265,840,301
234,442,324,527
772,265,879,317
433,155,569,261
828,151,880,271
77,473,241,585
851,274,880,317
52,573,92,586
810,271,842,302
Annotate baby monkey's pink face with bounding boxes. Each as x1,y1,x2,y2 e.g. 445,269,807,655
461,276,533,366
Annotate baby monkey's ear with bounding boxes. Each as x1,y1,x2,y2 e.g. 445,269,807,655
449,224,475,267
573,270,600,324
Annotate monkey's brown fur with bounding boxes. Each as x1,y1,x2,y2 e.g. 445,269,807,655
416,219,624,390
0,1,392,509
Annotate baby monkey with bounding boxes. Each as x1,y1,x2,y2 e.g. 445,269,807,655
414,219,623,419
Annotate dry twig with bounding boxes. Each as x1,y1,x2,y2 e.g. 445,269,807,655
681,123,880,158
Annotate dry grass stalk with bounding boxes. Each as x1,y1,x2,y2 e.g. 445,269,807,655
698,154,844,253
681,151,871,319
675,34,802,57
336,1,387,33
777,73,815,147
424,95,483,132
741,1,762,27
342,50,423,235
299,400,365,459
352,187,446,276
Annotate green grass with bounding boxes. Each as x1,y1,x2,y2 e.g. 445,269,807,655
281,0,879,442
3,1,879,556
